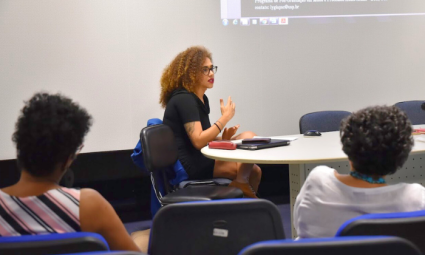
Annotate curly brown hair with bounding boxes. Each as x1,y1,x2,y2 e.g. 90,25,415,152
340,105,413,176
159,46,212,108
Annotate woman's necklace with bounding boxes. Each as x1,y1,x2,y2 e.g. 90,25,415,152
350,171,386,184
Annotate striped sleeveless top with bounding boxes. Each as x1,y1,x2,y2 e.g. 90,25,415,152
0,188,81,236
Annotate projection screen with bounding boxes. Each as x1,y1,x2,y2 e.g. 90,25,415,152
0,0,424,160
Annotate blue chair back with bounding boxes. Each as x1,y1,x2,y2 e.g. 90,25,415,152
394,101,425,125
149,199,284,255
336,210,425,254
299,111,351,134
0,232,109,255
238,236,421,255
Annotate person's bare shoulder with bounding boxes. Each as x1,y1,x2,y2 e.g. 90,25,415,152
80,188,105,208
79,188,110,231
79,188,141,251
80,188,102,201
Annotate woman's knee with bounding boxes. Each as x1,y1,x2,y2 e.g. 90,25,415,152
213,161,238,179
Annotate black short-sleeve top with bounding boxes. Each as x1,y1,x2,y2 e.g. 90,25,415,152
163,89,215,180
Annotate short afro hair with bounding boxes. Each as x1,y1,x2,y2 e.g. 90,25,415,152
340,105,413,176
12,92,92,177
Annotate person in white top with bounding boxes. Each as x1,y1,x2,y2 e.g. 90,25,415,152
294,105,425,239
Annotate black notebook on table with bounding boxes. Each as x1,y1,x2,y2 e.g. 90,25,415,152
236,139,290,150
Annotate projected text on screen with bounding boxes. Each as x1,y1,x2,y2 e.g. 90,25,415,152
221,0,425,25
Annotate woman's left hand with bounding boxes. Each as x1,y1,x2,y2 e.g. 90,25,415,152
222,124,240,140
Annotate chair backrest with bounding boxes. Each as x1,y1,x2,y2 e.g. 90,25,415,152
394,101,425,125
0,232,109,255
149,198,285,255
336,210,425,254
299,111,351,134
238,236,421,255
140,124,178,173
140,124,179,197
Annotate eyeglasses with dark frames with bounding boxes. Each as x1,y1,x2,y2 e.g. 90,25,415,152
201,65,218,76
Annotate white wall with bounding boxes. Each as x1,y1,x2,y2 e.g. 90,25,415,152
1,0,424,160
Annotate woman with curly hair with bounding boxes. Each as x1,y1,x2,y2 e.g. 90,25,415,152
161,46,261,198
0,93,140,252
293,105,425,238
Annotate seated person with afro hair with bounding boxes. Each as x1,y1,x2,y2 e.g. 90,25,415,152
294,105,425,238
0,93,140,252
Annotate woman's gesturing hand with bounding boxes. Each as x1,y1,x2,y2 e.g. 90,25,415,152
220,96,236,121
222,124,240,140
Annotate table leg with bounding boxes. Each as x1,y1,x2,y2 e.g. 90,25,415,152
289,164,306,239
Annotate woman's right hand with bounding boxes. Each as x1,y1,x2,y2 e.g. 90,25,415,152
185,96,235,150
220,96,236,121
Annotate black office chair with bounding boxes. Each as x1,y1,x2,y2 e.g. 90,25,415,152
238,236,421,255
140,124,243,206
299,111,351,134
394,101,425,125
149,198,285,255
336,210,425,255
0,232,109,255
